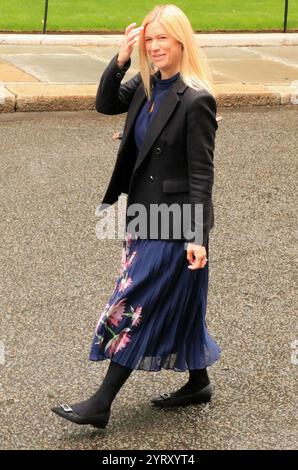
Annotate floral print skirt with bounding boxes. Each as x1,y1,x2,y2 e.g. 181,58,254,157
89,232,221,371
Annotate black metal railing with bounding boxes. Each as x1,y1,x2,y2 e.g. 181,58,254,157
2,0,295,34
41,0,293,34
43,0,49,34
284,0,289,32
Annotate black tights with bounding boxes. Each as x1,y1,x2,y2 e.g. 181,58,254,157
71,360,133,416
71,361,209,417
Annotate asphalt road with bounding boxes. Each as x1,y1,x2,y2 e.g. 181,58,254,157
0,107,297,449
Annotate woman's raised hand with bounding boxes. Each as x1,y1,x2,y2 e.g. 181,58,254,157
117,22,144,67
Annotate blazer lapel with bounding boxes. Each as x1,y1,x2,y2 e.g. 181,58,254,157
117,72,158,155
134,73,187,173
118,71,187,172
117,85,147,155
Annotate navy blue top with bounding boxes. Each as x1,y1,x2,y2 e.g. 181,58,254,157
134,71,180,152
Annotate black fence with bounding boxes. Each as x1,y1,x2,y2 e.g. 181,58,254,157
41,0,291,34
0,0,298,34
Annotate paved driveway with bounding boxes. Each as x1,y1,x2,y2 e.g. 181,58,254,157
0,107,296,449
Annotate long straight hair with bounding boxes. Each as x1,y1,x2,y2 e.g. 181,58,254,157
138,4,216,101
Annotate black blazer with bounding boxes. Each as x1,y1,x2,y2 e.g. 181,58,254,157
96,53,218,247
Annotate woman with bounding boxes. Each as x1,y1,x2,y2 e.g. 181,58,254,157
51,4,221,430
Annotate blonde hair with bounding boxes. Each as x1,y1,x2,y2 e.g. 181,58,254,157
138,4,216,100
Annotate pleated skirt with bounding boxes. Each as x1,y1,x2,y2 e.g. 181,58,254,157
89,232,221,371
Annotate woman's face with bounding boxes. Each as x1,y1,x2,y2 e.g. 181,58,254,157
144,21,183,77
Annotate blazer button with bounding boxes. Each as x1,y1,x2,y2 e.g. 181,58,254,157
116,72,122,78
155,147,162,155
149,175,154,181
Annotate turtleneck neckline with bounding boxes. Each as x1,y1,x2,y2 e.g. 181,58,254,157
155,71,180,88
